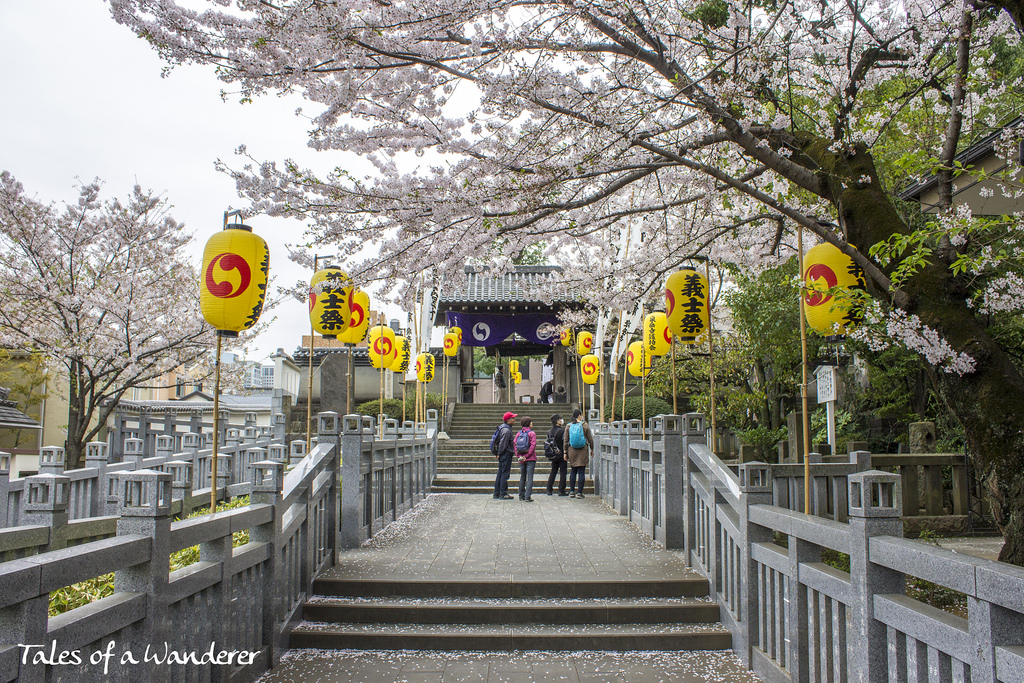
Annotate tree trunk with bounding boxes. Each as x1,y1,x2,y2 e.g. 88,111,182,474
65,360,85,470
799,139,1024,565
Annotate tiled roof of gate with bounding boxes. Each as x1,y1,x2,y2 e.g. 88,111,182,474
0,399,41,430
439,265,574,304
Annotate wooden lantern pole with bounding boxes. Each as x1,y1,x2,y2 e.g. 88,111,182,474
706,259,717,455
210,331,222,513
797,224,812,514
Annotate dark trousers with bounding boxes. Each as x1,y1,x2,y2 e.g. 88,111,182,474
569,465,586,494
547,458,567,493
518,460,536,499
493,452,513,497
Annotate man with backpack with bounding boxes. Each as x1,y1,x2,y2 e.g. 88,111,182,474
491,411,517,499
562,408,594,498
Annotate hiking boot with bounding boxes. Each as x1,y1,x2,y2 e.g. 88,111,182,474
569,492,576,498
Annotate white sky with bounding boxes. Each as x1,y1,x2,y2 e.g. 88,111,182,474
0,0,408,363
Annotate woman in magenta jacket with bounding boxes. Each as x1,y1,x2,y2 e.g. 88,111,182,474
516,416,538,501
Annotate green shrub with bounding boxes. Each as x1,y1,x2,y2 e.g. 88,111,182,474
603,396,674,421
356,393,445,422
737,425,788,462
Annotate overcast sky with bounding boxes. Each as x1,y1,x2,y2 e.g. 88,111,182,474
0,0,400,363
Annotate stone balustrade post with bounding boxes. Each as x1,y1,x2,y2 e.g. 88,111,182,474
245,411,257,427
611,421,627,515
20,473,70,550
114,470,172,680
736,462,774,667
340,415,364,549
123,437,145,467
318,411,340,566
268,444,288,463
661,415,685,549
85,442,109,519
273,413,286,442
166,460,194,516
289,440,307,465
426,409,438,480
0,451,10,527
249,459,285,664
218,409,230,444
154,434,174,460
848,470,904,683
243,426,258,444
681,413,706,562
37,447,65,476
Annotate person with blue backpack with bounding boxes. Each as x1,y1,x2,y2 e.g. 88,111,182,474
490,411,517,499
514,417,538,501
562,408,594,498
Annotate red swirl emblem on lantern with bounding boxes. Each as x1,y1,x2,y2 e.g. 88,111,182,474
368,325,397,369
581,354,600,385
205,254,251,299
802,242,867,336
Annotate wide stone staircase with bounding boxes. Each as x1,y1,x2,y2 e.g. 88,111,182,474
290,575,730,651
434,402,595,494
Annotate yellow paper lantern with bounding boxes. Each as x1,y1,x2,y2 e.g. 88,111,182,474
643,312,672,357
803,243,867,336
308,266,352,338
443,332,460,357
560,328,574,347
200,225,269,335
665,269,709,344
580,354,600,384
391,336,410,373
337,289,370,344
509,359,520,375
415,353,435,382
576,331,593,356
451,326,463,345
512,371,522,384
368,325,398,369
627,341,652,378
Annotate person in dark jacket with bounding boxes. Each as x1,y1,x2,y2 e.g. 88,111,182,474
552,385,568,403
562,408,594,498
545,414,568,495
492,411,516,499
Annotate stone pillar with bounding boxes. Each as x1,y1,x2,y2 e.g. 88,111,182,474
0,451,10,527
290,440,307,466
38,447,65,476
320,352,349,415
552,345,568,406
273,413,287,442
340,415,364,548
20,473,70,550
113,469,172,679
249,459,285,664
123,437,146,468
243,426,258,444
661,415,685,549
85,442,110,519
318,412,340,565
268,444,288,464
786,411,806,464
681,413,706,563
166,459,194,508
736,461,773,667
155,434,174,460
848,470,904,683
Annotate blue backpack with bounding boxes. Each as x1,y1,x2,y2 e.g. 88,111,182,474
568,422,586,449
490,424,505,455
515,429,531,455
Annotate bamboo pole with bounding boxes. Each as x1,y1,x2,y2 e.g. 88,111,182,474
671,340,678,415
210,332,222,513
706,260,717,455
307,330,315,452
379,358,384,439
797,224,812,514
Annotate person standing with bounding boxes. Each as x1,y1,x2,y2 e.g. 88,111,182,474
545,414,568,496
493,367,507,403
515,416,538,502
491,411,516,499
562,408,594,498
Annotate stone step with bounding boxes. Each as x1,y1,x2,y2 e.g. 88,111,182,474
302,597,721,625
289,622,732,651
310,577,711,599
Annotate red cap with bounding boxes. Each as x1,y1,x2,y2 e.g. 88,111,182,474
503,412,518,422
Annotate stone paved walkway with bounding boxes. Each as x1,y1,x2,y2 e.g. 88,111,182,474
257,494,763,683
319,493,699,580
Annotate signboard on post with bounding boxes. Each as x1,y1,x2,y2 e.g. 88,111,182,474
815,365,837,451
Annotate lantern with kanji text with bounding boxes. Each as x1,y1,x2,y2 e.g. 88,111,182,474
643,312,672,357
627,341,652,378
665,269,709,343
415,353,435,382
337,289,370,344
308,266,352,338
802,243,867,336
391,336,411,373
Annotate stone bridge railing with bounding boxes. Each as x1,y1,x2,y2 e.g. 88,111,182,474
593,412,1024,683
0,411,438,682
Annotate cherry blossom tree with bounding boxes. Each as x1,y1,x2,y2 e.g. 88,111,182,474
0,172,213,468
108,0,1024,561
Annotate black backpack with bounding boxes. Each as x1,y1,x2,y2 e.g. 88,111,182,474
543,437,561,460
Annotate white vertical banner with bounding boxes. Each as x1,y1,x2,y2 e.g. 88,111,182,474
608,299,643,378
593,309,609,365
418,272,444,355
